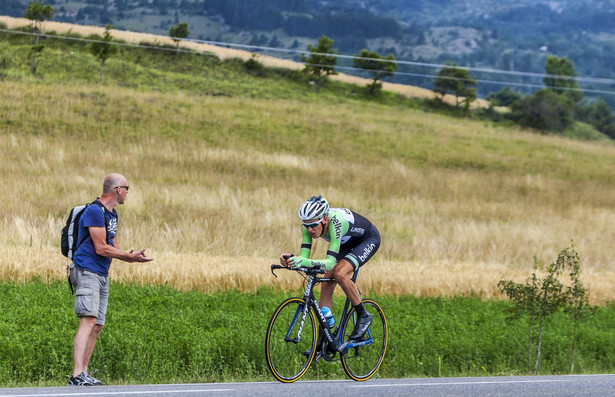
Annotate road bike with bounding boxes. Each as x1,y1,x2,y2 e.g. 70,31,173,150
265,264,388,382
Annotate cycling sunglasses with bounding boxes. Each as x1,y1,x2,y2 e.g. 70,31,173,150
302,219,323,228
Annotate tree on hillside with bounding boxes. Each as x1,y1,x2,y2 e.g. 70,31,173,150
90,24,117,84
576,98,615,139
169,22,189,51
24,0,53,45
487,86,522,107
543,55,583,103
433,62,477,110
511,89,573,133
301,35,338,93
353,49,398,95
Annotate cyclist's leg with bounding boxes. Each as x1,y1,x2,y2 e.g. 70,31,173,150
319,269,337,309
317,269,337,356
343,229,381,339
333,259,361,306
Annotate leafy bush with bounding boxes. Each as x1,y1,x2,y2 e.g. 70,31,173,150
511,89,574,133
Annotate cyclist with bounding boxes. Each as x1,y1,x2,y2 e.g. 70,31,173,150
281,195,381,345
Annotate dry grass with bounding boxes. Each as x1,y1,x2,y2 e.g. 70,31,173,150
1,52,614,303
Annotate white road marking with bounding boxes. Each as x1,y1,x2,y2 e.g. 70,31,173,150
0,389,233,397
353,379,572,387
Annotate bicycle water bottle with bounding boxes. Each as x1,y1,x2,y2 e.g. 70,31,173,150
321,306,335,329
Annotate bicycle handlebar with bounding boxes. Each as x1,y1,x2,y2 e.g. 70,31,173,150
270,263,327,277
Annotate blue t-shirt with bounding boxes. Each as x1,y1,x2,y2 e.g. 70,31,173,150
73,201,118,276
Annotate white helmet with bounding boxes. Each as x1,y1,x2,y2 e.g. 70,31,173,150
298,195,329,221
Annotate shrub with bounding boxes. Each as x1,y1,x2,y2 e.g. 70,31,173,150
511,89,574,133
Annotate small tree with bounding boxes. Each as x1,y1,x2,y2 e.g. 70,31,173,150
544,55,583,103
28,43,45,74
498,267,540,374
169,22,189,51
90,24,117,84
499,245,595,375
561,245,598,373
511,89,573,133
499,252,567,375
433,62,477,110
24,1,53,45
300,35,338,93
353,49,398,95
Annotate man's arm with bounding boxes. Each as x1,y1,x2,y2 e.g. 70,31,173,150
289,222,338,270
89,227,153,263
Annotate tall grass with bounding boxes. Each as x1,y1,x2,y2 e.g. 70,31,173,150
1,76,615,302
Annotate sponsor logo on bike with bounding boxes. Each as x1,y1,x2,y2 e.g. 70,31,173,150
351,227,365,234
358,243,375,261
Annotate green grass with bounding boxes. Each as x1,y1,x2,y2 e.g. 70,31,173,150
1,280,615,386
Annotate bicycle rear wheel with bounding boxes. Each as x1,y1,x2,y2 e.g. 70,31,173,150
265,297,317,382
340,299,388,381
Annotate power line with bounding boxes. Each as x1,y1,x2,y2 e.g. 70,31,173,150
193,38,615,86
3,28,615,97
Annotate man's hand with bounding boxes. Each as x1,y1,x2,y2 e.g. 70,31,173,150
280,253,294,267
288,256,304,269
130,249,154,263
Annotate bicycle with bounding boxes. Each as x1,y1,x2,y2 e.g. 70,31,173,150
265,263,388,383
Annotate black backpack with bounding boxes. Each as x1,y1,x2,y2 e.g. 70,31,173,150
61,200,108,260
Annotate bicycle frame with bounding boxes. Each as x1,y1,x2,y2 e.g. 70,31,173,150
286,266,375,356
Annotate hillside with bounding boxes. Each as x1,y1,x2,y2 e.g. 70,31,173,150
1,19,615,304
2,0,614,103
0,15,445,103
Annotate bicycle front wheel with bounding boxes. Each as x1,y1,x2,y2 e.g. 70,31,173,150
340,299,388,381
265,297,317,382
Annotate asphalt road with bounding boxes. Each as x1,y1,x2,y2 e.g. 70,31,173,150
1,375,615,397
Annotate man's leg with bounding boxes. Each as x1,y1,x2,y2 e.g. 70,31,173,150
71,270,108,380
333,259,372,340
332,259,361,306
319,268,337,309
83,324,103,372
73,316,98,377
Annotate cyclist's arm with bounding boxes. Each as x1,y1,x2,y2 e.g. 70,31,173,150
299,227,312,258
294,213,346,270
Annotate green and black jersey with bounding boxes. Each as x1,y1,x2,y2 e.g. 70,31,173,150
298,208,380,271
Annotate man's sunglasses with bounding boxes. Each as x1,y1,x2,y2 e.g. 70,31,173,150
115,185,130,191
302,219,322,228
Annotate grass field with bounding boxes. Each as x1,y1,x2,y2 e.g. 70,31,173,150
1,77,614,303
0,16,614,304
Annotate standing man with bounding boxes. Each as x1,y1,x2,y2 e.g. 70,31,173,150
68,173,153,386
280,195,380,359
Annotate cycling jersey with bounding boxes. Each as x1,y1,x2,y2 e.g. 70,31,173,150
298,208,380,271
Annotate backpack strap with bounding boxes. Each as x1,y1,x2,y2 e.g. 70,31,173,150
91,199,110,245
74,200,110,253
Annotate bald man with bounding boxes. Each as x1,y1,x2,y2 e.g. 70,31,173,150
68,173,153,386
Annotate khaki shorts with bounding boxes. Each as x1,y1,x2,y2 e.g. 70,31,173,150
69,263,109,326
